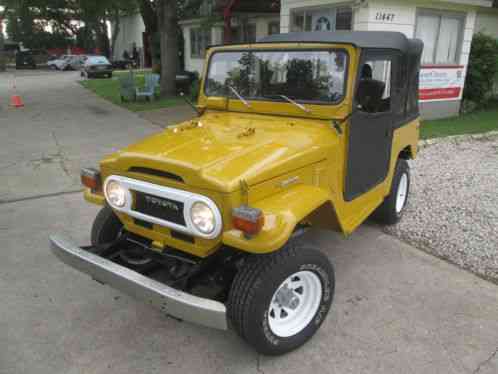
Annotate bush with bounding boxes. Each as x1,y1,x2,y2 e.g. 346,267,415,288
463,32,498,108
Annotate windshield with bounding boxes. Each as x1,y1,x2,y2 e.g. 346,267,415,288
87,56,110,64
205,50,347,104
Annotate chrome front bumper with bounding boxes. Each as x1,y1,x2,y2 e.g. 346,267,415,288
49,235,228,330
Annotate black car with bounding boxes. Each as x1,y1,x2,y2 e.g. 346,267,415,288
82,56,113,78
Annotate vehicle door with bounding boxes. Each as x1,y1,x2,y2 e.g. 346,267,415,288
344,49,401,201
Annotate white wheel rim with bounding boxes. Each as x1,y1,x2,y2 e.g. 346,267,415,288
396,173,408,214
268,271,322,338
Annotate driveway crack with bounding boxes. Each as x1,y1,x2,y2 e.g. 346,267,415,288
473,346,498,373
51,131,70,177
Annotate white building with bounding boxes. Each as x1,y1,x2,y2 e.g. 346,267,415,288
112,14,146,62
180,0,280,74
278,0,498,119
113,0,498,118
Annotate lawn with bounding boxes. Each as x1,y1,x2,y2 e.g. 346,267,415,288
420,107,498,139
79,71,184,112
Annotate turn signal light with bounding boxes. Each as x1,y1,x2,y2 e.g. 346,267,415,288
232,205,264,236
81,168,101,191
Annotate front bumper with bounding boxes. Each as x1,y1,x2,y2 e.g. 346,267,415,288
49,235,228,330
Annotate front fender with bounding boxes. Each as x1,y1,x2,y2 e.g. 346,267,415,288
222,185,332,254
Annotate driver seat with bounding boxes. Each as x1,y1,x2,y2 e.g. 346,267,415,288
357,79,386,113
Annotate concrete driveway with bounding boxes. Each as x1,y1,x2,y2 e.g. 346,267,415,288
1,71,497,374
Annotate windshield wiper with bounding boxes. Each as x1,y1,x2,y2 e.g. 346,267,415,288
277,95,311,114
228,85,251,109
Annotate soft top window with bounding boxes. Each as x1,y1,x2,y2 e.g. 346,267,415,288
205,49,348,104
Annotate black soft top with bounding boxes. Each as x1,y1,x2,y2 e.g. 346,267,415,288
259,31,423,55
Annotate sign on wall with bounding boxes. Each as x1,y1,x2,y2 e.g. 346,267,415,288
419,66,465,101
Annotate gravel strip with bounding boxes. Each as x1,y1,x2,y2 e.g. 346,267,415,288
385,137,498,283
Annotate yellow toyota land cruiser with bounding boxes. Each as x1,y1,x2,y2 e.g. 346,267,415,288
50,31,423,355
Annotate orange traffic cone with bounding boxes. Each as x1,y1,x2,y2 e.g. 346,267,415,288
10,94,24,108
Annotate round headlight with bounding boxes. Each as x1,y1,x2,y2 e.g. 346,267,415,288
105,180,127,208
191,201,215,234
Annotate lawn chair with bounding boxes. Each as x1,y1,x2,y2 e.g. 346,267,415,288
136,73,160,101
119,71,136,102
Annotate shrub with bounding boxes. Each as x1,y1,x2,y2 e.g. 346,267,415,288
463,32,498,108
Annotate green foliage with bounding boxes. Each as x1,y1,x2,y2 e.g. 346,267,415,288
463,32,498,108
0,0,136,54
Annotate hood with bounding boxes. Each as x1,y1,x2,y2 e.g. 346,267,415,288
102,111,336,192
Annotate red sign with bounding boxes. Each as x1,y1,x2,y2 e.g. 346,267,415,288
419,87,462,101
419,66,465,102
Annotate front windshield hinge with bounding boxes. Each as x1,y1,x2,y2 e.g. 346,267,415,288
332,120,343,135
332,110,355,136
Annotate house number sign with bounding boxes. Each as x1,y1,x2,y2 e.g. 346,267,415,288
375,12,396,22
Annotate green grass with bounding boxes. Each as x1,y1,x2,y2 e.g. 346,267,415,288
420,107,498,139
79,71,184,112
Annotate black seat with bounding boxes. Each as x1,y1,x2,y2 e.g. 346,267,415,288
357,79,386,113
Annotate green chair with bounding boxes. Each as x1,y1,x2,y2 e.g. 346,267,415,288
136,73,160,101
119,71,136,102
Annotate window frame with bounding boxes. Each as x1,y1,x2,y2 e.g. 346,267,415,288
268,21,280,35
190,27,211,59
415,8,465,66
203,48,351,107
290,4,353,33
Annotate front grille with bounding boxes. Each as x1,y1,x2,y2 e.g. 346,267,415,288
134,218,153,229
134,191,186,226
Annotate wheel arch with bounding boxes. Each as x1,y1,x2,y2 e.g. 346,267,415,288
222,185,339,254
399,145,415,160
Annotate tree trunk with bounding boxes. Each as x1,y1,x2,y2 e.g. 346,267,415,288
157,0,177,97
110,9,120,61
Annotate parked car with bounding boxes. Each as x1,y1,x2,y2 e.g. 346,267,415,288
66,55,87,70
111,59,134,70
48,55,75,70
50,31,423,356
81,56,113,78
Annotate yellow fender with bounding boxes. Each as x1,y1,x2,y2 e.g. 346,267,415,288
222,185,337,254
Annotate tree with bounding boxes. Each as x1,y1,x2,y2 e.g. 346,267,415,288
0,0,136,56
135,0,204,97
157,0,178,96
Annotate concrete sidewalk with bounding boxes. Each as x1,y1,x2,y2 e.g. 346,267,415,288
0,70,497,374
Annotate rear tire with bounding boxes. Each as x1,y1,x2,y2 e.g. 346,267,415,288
227,242,334,355
373,159,410,225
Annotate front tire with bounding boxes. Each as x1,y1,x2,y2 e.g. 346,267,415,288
227,243,334,355
373,159,410,225
91,206,153,270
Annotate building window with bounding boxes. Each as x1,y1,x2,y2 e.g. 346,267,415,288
232,23,257,43
268,21,280,35
415,10,464,65
291,6,352,32
190,28,211,58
